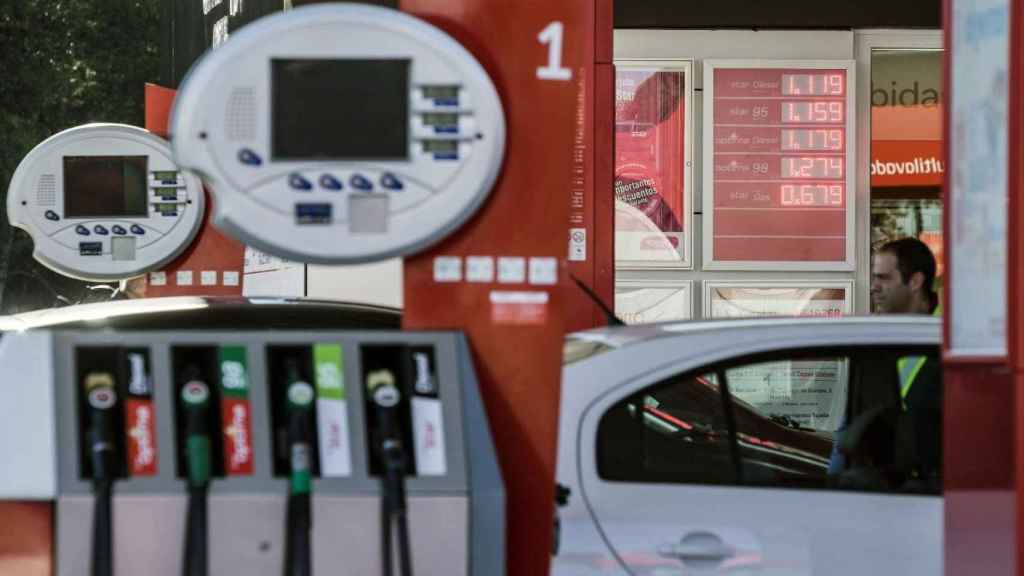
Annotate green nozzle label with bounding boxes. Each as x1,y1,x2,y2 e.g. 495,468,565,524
219,346,250,398
313,344,345,400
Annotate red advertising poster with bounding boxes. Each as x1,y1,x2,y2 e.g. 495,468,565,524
614,63,690,267
705,63,854,269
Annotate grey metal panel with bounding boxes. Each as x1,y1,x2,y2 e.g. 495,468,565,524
57,495,187,576
49,329,500,575
55,330,474,495
312,495,469,576
208,495,286,574
456,335,506,576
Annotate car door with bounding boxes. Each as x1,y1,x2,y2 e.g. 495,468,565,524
576,337,942,575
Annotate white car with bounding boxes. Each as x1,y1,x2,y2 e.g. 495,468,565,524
553,316,942,576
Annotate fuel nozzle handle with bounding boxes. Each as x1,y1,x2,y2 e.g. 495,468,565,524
367,369,413,576
85,372,118,576
85,372,119,481
181,371,212,488
180,368,211,576
284,360,315,576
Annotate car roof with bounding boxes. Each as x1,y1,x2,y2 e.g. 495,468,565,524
565,315,941,364
0,296,402,331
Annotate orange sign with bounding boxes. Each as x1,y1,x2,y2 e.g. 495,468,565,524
870,105,944,187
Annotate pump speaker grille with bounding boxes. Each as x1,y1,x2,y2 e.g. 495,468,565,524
226,87,256,141
36,174,56,206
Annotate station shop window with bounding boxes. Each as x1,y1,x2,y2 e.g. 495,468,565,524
869,48,944,311
596,346,942,495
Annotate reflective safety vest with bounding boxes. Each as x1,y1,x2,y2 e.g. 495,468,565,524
898,356,928,406
898,304,941,408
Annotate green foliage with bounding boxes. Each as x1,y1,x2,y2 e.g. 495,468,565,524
0,0,159,313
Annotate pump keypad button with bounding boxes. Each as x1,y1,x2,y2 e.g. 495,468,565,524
130,224,146,235
112,225,127,235
381,174,404,191
238,148,263,166
289,174,313,191
44,210,60,221
319,175,343,191
75,225,91,236
350,175,373,191
93,225,109,235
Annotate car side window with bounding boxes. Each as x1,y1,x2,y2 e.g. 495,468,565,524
595,346,942,495
597,373,736,484
725,357,847,488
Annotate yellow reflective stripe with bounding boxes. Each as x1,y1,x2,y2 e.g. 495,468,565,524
898,356,928,399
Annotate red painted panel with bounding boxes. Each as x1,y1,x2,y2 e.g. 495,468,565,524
714,210,844,236
714,237,844,262
594,63,615,312
398,2,592,576
943,366,1015,575
0,503,51,576
143,84,245,298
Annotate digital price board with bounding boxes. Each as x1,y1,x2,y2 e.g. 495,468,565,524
703,61,855,270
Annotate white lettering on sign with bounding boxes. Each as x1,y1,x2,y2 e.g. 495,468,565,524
130,406,155,467
317,362,342,391
212,16,229,47
227,404,251,467
203,0,223,15
537,21,572,81
221,361,248,390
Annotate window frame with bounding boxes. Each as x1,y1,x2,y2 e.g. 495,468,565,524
594,343,941,495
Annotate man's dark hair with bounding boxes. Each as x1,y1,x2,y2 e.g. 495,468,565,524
878,237,938,309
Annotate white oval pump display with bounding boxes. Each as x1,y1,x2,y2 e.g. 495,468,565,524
170,4,506,264
7,124,205,281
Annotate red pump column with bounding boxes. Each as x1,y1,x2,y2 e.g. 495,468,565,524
943,0,1018,573
400,1,611,575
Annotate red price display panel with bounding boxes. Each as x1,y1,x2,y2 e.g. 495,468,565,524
704,62,854,269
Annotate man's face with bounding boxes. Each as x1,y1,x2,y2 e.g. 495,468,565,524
871,252,911,313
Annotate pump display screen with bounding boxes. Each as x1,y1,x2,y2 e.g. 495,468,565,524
63,156,148,218
272,59,410,160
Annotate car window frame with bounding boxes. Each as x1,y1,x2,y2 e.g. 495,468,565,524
594,343,942,496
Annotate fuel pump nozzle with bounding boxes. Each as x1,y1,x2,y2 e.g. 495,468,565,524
180,370,211,576
367,369,414,576
283,360,315,576
85,372,119,576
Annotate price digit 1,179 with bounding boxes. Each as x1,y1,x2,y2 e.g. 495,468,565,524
537,22,572,81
